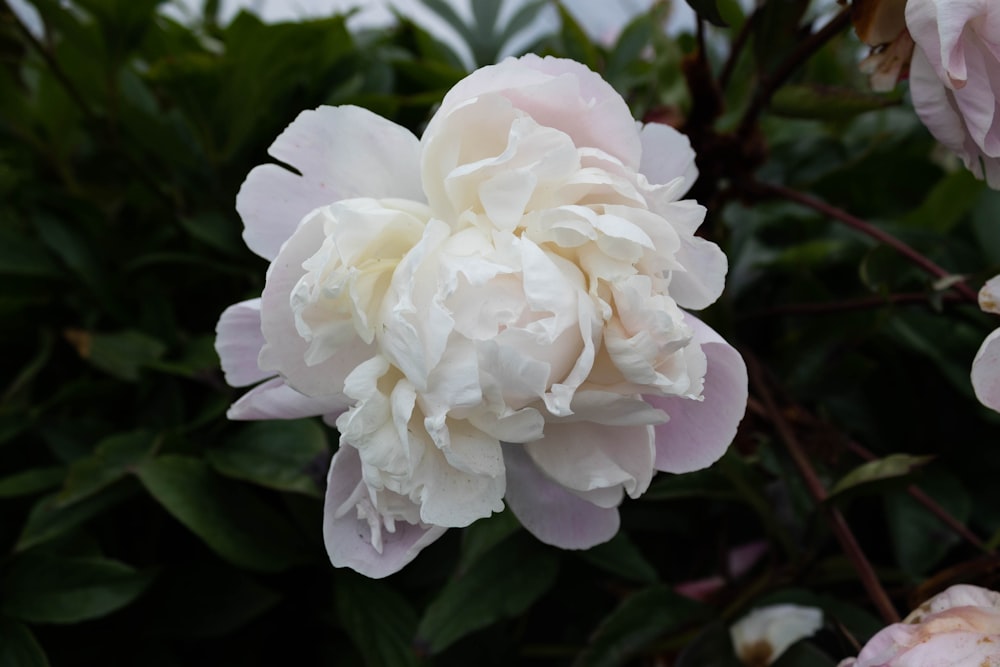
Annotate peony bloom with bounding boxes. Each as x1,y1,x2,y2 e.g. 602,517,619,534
730,604,824,667
972,275,1000,412
838,584,1000,666
906,0,1000,188
215,54,748,578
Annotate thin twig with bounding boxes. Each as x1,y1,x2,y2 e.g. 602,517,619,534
742,292,964,319
719,9,755,90
747,353,901,624
756,181,980,303
844,440,990,552
738,7,851,137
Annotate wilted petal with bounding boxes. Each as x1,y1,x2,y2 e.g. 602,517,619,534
215,299,269,387
730,604,824,666
503,443,620,549
237,106,424,260
649,314,748,474
324,446,446,578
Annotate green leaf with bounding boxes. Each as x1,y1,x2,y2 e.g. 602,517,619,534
0,619,50,667
335,572,420,667
416,534,558,653
675,621,741,667
972,188,1000,264
207,420,328,497
58,430,158,506
771,85,901,120
684,0,728,27
0,467,65,498
643,467,738,501
773,641,837,667
901,169,984,232
555,3,600,70
0,227,62,278
137,455,310,572
66,330,167,382
0,554,155,624
458,509,521,572
16,483,135,552
143,563,282,638
827,454,935,500
578,532,659,584
886,471,971,575
577,586,708,667
178,212,244,255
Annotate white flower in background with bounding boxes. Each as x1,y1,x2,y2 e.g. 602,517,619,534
906,0,1000,188
730,604,824,667
215,54,748,578
972,275,1000,412
838,584,1000,666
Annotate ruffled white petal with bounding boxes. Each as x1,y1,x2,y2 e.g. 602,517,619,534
227,377,350,421
238,106,424,260
324,446,446,578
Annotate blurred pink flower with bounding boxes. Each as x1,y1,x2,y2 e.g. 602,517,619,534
730,604,823,667
906,0,1000,188
972,276,1000,412
216,54,747,578
838,584,1000,666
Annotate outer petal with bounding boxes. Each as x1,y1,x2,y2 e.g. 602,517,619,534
502,443,620,549
648,314,748,474
237,106,424,260
324,446,446,579
638,122,699,195
973,329,1000,413
426,54,642,169
227,377,350,421
215,298,269,387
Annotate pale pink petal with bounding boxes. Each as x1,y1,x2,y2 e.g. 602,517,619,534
910,48,970,153
911,584,1000,618
258,211,376,397
638,122,699,195
524,422,655,499
972,328,1000,412
324,446,446,579
237,106,424,260
215,299,269,387
227,377,350,421
427,54,641,169
648,314,748,474
502,443,620,549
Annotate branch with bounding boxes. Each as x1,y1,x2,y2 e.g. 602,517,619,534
746,353,901,624
738,7,851,137
719,9,755,91
755,181,980,303
742,292,964,319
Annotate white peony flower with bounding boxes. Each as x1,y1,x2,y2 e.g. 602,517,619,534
215,54,748,578
838,584,1000,667
906,0,1000,188
730,604,824,667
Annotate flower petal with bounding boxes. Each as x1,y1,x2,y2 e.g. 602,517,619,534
324,446,446,579
237,106,424,260
227,377,350,421
638,122,699,195
648,314,748,474
215,298,269,387
427,54,641,170
972,329,1000,413
502,443,620,549
258,210,376,397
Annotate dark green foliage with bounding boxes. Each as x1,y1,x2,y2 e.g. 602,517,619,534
2,0,1000,665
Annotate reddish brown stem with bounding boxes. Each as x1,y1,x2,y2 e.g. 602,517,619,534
742,292,964,319
757,181,980,304
844,440,990,552
747,354,901,624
